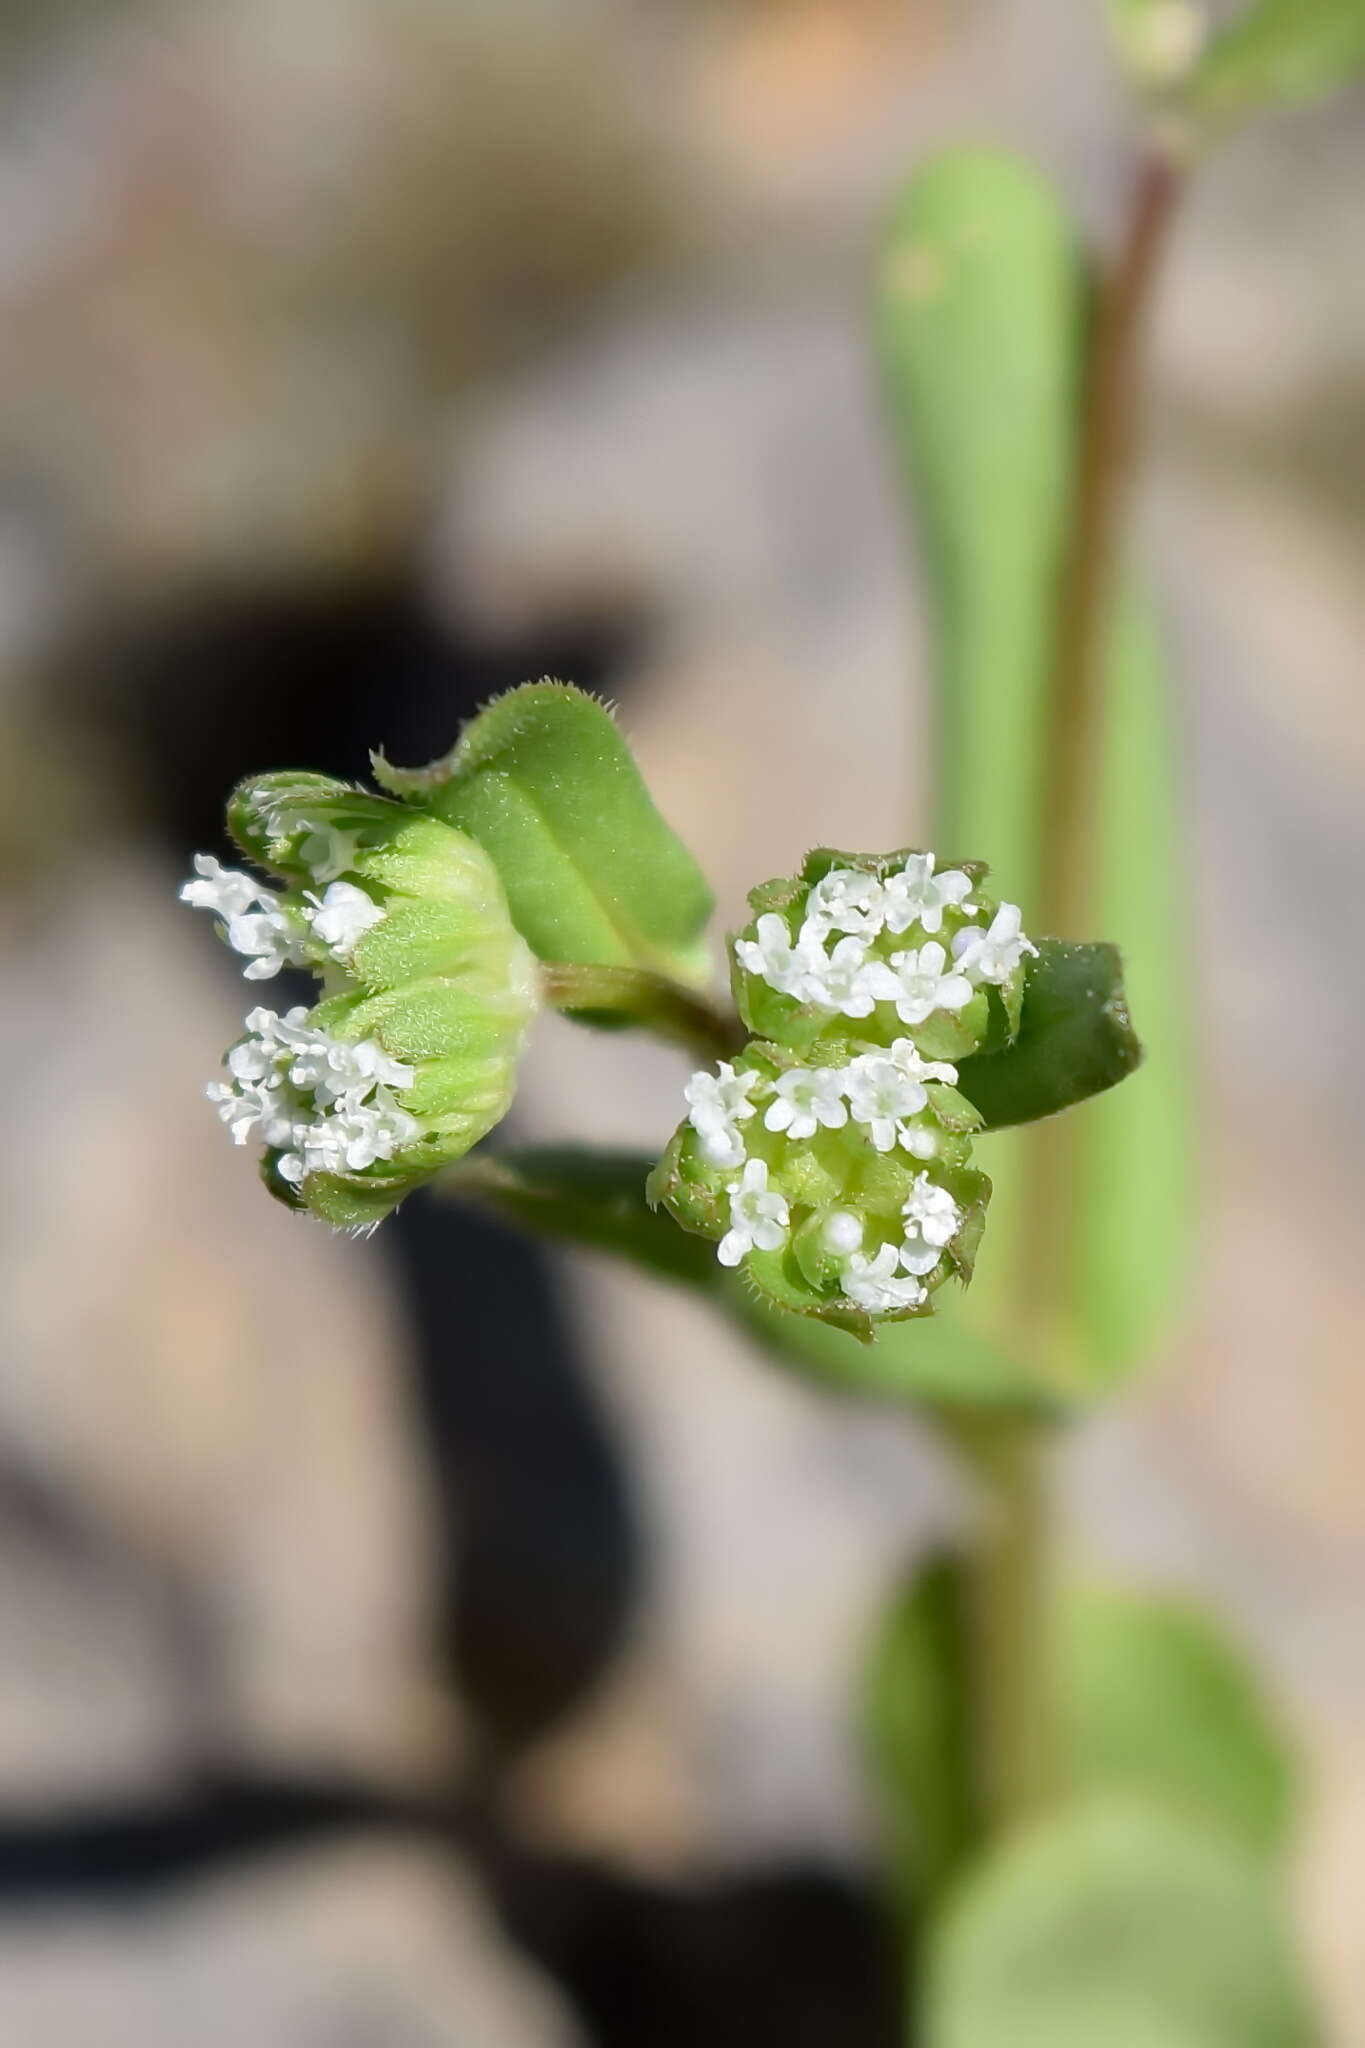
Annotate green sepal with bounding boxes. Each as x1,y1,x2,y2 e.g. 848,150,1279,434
745,1243,884,1342
374,679,714,988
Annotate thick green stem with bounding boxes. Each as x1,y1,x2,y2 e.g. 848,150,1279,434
946,1415,1059,1837
540,961,745,1064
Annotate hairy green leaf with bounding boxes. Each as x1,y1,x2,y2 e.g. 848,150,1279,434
376,681,714,988
927,1797,1317,2048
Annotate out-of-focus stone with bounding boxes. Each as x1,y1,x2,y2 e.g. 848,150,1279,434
0,1843,583,2048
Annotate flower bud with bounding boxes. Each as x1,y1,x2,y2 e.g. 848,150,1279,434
185,774,538,1228
649,846,1031,1334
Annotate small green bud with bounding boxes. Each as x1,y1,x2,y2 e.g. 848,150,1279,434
649,848,1030,1336
184,774,537,1228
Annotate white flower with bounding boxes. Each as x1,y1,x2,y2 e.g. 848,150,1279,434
685,1063,760,1167
304,881,384,960
183,855,312,979
900,1173,963,1275
717,1159,790,1268
881,853,975,935
898,1124,938,1161
886,1037,958,1089
181,854,262,921
799,936,901,1018
842,1245,927,1312
845,1054,930,1152
951,903,1037,985
887,941,974,1025
764,1066,848,1140
821,1209,864,1255
296,818,366,885
803,867,886,940
224,904,310,980
735,913,823,996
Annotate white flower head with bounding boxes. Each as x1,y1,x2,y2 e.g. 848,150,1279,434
951,903,1037,986
763,1066,849,1141
888,941,974,1026
842,1244,927,1313
304,880,385,961
844,1053,929,1153
685,1062,760,1167
900,1172,963,1275
207,1006,419,1189
803,867,886,940
881,852,975,935
735,913,823,997
717,1158,790,1268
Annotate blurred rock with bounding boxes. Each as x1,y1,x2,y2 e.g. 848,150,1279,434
0,1842,582,2048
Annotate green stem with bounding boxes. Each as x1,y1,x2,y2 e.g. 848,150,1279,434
540,961,745,1064
944,1414,1059,1838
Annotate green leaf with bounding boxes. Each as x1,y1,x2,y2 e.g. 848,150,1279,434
926,1797,1318,2048
956,941,1141,1130
375,681,714,988
1186,0,1365,129
445,1146,1052,1409
878,150,1082,914
1060,1586,1295,1856
864,1559,977,1909
879,149,1190,1400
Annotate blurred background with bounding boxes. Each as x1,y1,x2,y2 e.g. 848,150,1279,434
0,0,1361,2041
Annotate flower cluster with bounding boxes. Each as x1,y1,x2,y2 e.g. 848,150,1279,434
184,774,538,1228
733,851,1034,1051
650,849,1032,1331
208,1005,420,1187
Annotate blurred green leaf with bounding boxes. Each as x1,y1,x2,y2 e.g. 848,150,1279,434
864,1559,977,1909
956,941,1142,1130
878,150,1081,913
926,1797,1317,2048
1186,0,1365,128
1061,1586,1296,1855
1074,596,1193,1378
375,681,714,987
878,149,1190,1400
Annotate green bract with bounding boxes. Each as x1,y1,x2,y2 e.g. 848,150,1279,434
649,848,1035,1339
186,773,538,1230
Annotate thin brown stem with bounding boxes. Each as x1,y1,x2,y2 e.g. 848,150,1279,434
1042,148,1185,937
540,961,745,1064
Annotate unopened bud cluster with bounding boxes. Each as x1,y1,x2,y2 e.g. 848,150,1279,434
183,772,537,1228
650,850,1036,1331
